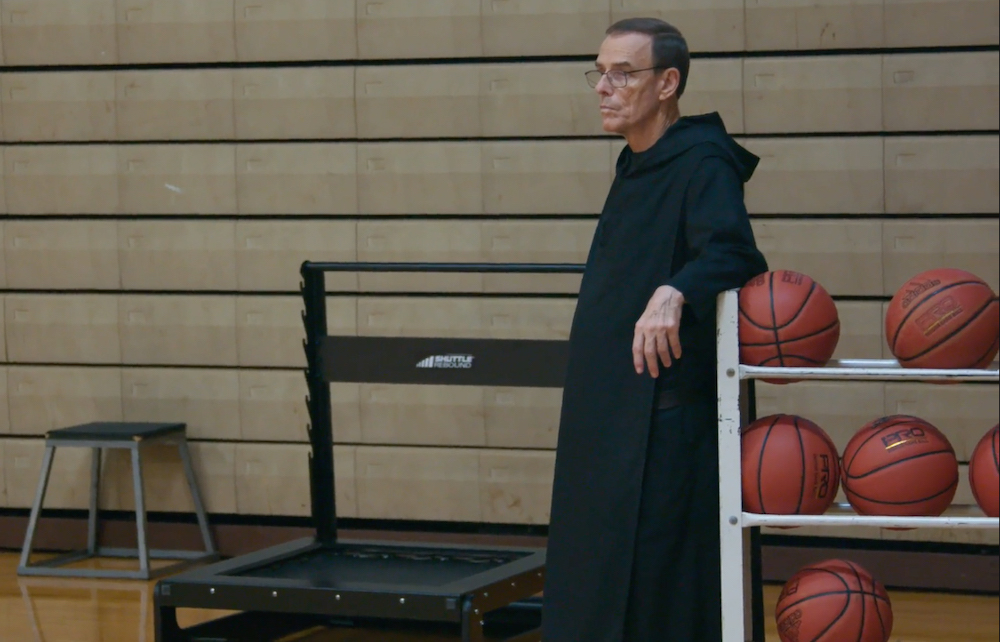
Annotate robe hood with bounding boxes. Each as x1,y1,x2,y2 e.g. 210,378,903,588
615,111,759,183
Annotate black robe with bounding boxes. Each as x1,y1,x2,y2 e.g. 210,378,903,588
541,112,769,641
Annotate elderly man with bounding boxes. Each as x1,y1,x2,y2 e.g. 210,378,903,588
541,18,769,642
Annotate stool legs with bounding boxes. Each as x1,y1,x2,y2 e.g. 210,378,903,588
17,436,219,580
18,445,56,573
88,447,101,556
177,438,216,555
132,444,150,577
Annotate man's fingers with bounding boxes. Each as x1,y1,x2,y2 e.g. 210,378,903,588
644,333,659,378
656,331,672,369
632,329,646,374
667,323,682,361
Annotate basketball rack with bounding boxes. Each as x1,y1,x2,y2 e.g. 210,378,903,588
714,288,1000,642
153,261,586,642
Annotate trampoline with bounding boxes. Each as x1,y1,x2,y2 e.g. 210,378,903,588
153,261,586,642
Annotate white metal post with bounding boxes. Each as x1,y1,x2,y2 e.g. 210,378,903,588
717,290,751,642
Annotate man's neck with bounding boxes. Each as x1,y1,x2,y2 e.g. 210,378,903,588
625,107,681,153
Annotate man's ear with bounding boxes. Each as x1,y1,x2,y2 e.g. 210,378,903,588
659,68,681,100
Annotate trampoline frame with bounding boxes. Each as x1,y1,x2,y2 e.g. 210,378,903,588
153,261,589,642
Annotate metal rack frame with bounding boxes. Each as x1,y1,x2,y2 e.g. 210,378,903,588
153,260,586,642
714,288,1000,641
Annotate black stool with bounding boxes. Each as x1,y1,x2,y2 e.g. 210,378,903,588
17,421,218,580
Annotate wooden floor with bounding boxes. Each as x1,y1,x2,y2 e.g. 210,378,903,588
1,551,996,641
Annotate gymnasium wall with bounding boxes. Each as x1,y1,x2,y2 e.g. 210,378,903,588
0,1,997,548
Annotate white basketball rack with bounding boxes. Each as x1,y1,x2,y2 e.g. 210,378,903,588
714,289,1000,642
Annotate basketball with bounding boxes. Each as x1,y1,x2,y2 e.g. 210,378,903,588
775,558,893,642
885,267,1000,369
841,415,959,517
738,270,841,378
968,424,999,518
742,414,840,515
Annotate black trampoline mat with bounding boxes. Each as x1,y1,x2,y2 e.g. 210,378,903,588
224,544,530,588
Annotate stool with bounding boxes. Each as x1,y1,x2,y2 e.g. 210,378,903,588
17,421,218,580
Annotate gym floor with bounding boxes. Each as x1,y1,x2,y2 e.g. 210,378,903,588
1,552,996,641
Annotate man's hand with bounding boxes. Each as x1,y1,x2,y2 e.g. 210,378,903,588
632,285,685,377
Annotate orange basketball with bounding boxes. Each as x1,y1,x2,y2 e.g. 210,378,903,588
742,414,840,515
968,424,999,518
841,415,958,517
885,267,999,369
739,270,840,380
775,558,893,642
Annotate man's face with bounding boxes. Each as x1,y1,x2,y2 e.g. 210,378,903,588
592,32,669,135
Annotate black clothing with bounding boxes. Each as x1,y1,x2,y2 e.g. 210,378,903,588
541,112,768,642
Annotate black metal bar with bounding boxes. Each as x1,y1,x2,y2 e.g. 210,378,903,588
301,266,337,545
301,261,587,274
747,378,766,642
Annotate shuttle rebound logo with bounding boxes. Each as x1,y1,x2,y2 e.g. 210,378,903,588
416,354,475,369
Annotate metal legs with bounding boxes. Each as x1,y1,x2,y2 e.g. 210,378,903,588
18,436,219,580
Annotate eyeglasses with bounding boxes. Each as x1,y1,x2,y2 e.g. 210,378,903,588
585,66,662,89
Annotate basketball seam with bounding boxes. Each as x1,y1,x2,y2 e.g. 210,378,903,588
897,297,998,362
889,281,992,352
844,448,956,480
757,415,783,514
794,416,805,514
738,319,841,347
768,272,785,367
992,426,999,474
845,476,958,505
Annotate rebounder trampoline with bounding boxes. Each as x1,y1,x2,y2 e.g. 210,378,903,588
153,261,586,642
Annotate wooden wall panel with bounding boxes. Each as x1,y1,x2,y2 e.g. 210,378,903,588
479,450,555,524
2,438,93,510
3,220,119,290
98,441,238,514
115,0,236,64
0,72,116,141
238,370,311,443
0,0,118,66
478,62,603,138
745,0,884,50
884,135,999,214
882,219,1000,294
235,220,357,292
482,141,612,214
117,145,237,215
744,55,883,133
118,295,238,366
118,221,237,291
354,446,483,521
742,138,884,214
883,52,1000,132
610,0,745,52
5,366,122,436
121,368,241,441
356,143,482,215
115,70,234,141
750,220,883,296
233,68,356,140
3,146,118,215
356,65,481,139
235,143,358,215
355,0,482,60
234,0,357,62
4,295,120,364
481,0,609,57
0,368,7,435
831,301,886,360
884,0,1000,47
0,437,5,507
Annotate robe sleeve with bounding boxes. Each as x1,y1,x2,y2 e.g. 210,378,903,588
664,154,769,321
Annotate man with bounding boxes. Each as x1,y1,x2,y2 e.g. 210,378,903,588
542,18,769,642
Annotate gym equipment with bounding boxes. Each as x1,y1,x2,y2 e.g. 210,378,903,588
153,261,586,642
